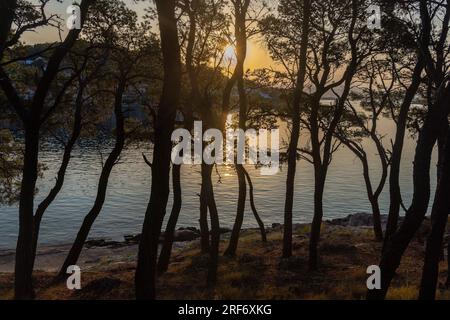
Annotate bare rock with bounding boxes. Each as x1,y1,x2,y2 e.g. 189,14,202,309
85,238,122,248
329,213,390,227
173,230,200,242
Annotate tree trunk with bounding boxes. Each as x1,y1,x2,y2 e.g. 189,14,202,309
305,5,356,267
243,167,266,242
202,164,220,287
309,171,325,271
282,0,311,258
419,129,450,300
447,236,450,288
436,120,449,184
383,50,425,251
224,164,246,256
199,180,210,253
432,120,448,260
283,126,298,258
135,0,181,300
369,196,384,242
57,81,126,279
157,164,182,274
14,126,39,300
224,0,249,257
362,158,383,241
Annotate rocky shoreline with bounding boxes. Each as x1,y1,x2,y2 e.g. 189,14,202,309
85,212,415,248
0,213,431,274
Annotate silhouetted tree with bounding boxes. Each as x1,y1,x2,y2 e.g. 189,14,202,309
0,0,95,299
157,0,229,275
367,0,450,300
382,0,428,249
225,0,270,257
30,45,107,271
260,0,312,258
336,58,395,241
135,0,182,300
56,0,157,280
301,0,372,270
419,127,450,300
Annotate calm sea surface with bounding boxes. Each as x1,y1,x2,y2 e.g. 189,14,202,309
0,118,438,249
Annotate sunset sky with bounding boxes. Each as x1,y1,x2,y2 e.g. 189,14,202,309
24,0,275,70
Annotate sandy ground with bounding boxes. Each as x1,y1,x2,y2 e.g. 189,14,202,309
0,242,140,273
0,237,200,273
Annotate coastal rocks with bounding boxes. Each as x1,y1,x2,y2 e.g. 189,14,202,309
85,238,122,248
210,227,231,235
329,212,390,227
173,229,200,241
328,213,434,244
123,227,206,245
124,234,140,244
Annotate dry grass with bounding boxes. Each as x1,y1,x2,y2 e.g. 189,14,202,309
0,222,449,300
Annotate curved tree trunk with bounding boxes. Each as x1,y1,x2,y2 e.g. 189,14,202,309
202,164,220,287
243,167,266,242
199,183,210,253
224,164,246,256
15,127,39,300
369,197,383,242
157,163,182,274
433,120,449,260
447,236,450,287
436,121,449,182
419,129,450,300
223,0,250,257
309,172,325,271
383,56,425,251
57,81,126,279
362,159,383,241
31,85,84,271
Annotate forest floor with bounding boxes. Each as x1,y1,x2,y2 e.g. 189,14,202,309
1,218,450,300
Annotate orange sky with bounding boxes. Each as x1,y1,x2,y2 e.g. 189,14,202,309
246,39,275,70
23,0,276,71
